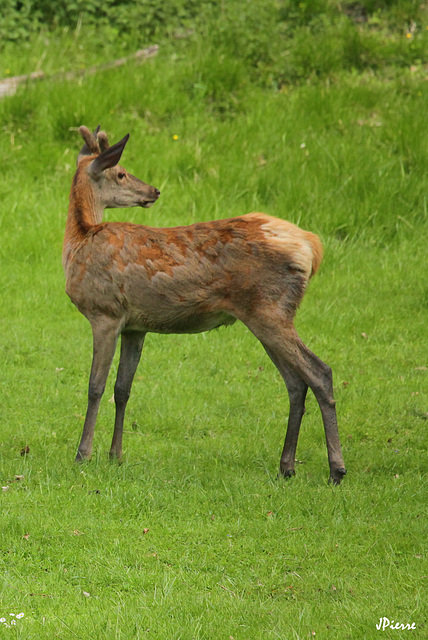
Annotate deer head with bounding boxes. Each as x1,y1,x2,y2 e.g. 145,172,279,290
76,125,160,210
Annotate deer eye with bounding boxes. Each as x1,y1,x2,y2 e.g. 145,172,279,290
118,172,126,180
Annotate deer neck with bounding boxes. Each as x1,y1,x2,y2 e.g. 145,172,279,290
63,170,104,266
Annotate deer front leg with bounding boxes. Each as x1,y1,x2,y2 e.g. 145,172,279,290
109,331,146,459
263,344,308,478
75,319,120,461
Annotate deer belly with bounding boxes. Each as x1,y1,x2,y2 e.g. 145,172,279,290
125,309,236,334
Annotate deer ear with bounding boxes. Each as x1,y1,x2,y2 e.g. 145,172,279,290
77,125,101,164
88,134,130,177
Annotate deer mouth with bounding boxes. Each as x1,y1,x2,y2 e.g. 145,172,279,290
139,189,160,208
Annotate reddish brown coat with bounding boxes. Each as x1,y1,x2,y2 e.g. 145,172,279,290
64,126,345,485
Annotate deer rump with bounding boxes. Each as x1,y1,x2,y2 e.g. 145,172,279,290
65,212,323,335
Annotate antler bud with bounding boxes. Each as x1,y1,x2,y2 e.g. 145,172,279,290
97,130,110,151
77,125,101,164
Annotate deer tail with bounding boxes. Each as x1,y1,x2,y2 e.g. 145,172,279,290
307,232,323,278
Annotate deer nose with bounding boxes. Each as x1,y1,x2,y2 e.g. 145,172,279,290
155,188,161,197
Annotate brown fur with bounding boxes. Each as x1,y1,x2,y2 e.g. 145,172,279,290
64,214,319,332
64,127,346,485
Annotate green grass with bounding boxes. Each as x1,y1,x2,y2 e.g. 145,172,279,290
1,6,427,639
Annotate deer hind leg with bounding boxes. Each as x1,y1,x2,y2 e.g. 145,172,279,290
75,318,121,462
262,343,308,478
248,318,346,484
109,330,146,460
296,344,346,484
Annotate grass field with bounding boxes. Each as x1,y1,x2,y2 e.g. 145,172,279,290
0,3,427,639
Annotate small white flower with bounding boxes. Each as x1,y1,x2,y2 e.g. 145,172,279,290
11,620,16,625
16,613,25,619
9,613,15,616
0,618,6,622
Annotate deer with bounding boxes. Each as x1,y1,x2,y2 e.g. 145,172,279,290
63,125,346,485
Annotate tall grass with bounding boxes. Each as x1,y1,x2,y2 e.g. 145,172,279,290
0,5,427,639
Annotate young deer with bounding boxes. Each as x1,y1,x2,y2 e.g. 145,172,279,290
63,126,346,484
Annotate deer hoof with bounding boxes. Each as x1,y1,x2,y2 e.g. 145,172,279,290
75,450,91,463
329,467,347,485
279,466,296,479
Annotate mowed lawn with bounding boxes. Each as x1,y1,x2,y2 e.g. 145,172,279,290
0,19,427,639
